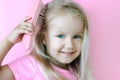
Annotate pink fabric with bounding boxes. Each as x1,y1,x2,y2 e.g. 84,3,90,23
8,55,76,80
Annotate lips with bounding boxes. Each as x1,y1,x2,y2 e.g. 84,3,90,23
60,51,74,54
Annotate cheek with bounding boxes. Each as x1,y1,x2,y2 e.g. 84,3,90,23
47,38,63,52
75,40,82,51
52,39,63,50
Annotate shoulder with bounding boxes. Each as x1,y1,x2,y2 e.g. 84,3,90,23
8,55,45,80
9,55,37,69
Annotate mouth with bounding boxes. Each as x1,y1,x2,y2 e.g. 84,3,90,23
59,51,74,54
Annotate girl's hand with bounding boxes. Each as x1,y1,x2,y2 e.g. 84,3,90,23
8,16,34,44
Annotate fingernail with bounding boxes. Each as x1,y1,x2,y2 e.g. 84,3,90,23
25,17,32,22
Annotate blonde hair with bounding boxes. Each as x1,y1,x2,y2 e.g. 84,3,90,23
30,0,93,80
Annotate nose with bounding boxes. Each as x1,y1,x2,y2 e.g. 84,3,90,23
64,38,75,51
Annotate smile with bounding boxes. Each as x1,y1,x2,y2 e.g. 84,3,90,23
60,51,74,54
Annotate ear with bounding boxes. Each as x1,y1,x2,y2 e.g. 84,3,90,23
43,39,46,45
42,31,47,45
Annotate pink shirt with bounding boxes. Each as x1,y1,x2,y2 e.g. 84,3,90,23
8,55,77,80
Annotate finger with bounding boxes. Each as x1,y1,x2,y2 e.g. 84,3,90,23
20,22,34,28
19,25,34,32
20,16,32,23
17,28,33,35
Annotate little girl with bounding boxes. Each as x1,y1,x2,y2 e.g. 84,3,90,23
0,0,93,80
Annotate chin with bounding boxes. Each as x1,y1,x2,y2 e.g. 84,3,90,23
60,60,73,64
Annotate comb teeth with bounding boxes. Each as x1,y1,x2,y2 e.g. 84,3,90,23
39,4,48,20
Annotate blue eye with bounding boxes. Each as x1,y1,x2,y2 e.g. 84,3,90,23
57,34,65,38
73,35,81,39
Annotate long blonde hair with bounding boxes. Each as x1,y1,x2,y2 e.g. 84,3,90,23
30,0,93,80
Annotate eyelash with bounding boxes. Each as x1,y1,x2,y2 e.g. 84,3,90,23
73,35,82,39
56,34,82,39
57,34,65,38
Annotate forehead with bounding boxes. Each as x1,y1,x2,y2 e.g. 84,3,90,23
47,13,84,33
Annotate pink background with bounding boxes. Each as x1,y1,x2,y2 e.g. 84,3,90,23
0,0,42,64
0,0,120,80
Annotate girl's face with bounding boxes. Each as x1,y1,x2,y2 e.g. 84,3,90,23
44,13,84,68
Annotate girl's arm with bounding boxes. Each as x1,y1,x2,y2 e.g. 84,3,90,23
0,38,14,65
0,38,15,80
0,17,34,80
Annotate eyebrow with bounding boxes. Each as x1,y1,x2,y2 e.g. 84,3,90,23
55,31,84,35
76,31,83,34
54,31,64,34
